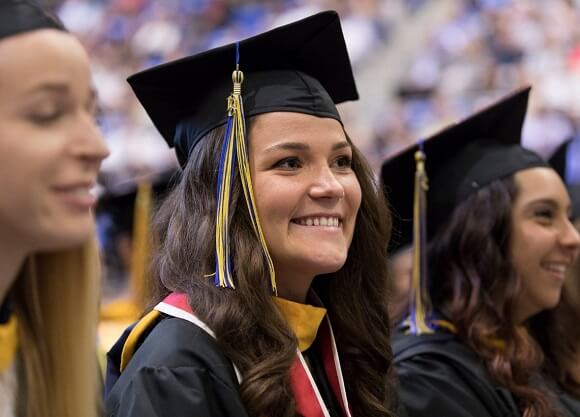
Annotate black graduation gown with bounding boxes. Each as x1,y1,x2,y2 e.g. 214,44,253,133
551,380,580,417
394,331,521,417
394,331,580,417
105,314,345,417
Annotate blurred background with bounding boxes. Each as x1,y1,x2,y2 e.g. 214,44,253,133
41,0,580,344
44,0,580,176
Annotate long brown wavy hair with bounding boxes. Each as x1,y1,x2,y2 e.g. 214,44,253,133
428,176,560,417
530,217,580,398
150,121,397,417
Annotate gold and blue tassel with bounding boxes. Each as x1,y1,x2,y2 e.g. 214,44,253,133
408,141,433,334
214,43,277,293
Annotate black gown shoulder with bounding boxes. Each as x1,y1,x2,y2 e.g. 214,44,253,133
393,331,521,417
548,379,580,417
105,315,247,417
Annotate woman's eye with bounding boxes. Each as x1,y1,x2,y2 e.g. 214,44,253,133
534,209,554,219
333,155,353,169
274,157,302,170
28,109,63,125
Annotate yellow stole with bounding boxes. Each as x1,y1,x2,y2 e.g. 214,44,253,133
0,315,18,373
272,297,327,352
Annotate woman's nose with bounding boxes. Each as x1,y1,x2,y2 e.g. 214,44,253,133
308,165,345,200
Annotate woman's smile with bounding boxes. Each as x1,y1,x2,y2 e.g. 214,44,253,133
249,112,362,298
291,214,342,228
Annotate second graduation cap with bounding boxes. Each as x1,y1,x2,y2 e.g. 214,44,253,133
381,86,549,252
381,86,549,333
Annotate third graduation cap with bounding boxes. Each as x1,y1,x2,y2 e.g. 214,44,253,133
127,10,358,292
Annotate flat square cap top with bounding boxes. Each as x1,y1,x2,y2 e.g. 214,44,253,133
381,86,549,251
127,10,358,165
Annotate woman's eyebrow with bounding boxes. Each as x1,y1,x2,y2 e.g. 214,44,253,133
263,140,351,153
24,82,69,96
263,142,309,153
332,141,351,151
523,198,573,214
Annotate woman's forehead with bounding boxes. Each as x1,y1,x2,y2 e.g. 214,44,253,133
513,167,570,208
248,113,347,150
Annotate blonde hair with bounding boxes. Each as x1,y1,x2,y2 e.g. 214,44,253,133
13,239,101,417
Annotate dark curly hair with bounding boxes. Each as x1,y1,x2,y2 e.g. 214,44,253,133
428,176,561,417
149,121,397,417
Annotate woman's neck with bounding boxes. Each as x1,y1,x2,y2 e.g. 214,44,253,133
274,272,314,304
276,285,309,304
0,241,27,303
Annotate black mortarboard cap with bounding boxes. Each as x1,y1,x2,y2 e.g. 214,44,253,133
127,10,358,166
0,0,65,40
97,169,181,307
97,169,181,235
549,138,580,219
381,87,549,252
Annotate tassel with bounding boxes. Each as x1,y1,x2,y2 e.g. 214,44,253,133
408,142,433,334
214,43,277,293
130,180,152,308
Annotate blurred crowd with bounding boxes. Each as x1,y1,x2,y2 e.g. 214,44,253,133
49,0,580,180
49,0,418,186
370,0,580,171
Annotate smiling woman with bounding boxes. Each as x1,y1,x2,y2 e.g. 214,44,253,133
510,167,579,323
104,11,397,417
529,140,580,414
382,87,580,417
249,112,362,303
0,2,109,417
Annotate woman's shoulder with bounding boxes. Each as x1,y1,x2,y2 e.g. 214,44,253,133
542,377,580,417
393,327,483,370
133,316,230,366
559,388,580,417
110,314,238,382
393,330,520,417
393,329,483,393
105,315,246,417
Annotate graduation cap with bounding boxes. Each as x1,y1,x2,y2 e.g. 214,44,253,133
97,169,181,315
0,0,65,40
380,86,549,333
549,138,580,220
127,11,358,292
127,10,357,166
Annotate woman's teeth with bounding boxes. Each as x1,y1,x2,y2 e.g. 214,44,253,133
294,216,340,227
542,262,567,273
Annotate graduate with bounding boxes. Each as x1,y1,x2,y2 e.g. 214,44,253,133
0,1,109,416
105,11,397,417
529,138,580,415
381,87,580,417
